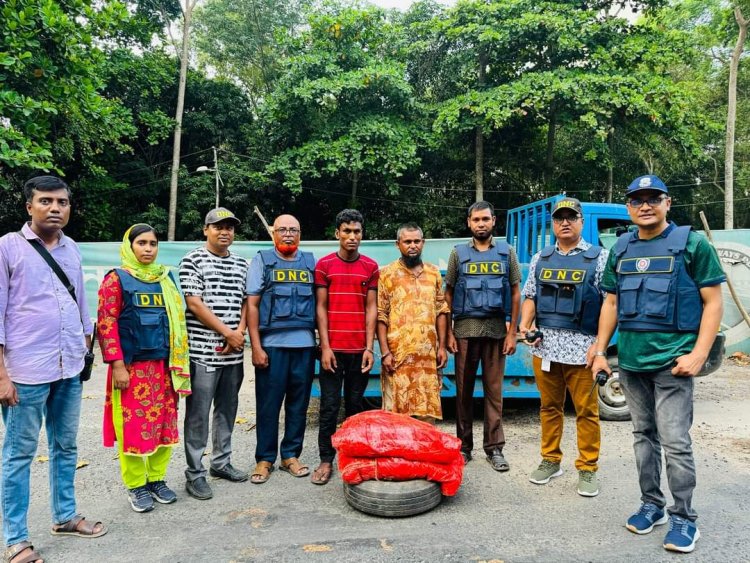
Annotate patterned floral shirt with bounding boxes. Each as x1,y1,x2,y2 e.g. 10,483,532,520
522,239,608,366
377,260,449,419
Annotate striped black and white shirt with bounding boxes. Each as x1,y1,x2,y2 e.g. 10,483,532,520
179,247,248,366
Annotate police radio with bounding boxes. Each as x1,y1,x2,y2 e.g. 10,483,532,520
589,370,608,396
517,330,544,343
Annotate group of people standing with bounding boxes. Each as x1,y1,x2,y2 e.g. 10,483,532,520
0,173,724,562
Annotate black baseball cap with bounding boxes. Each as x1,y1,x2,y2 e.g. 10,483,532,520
551,197,583,217
204,207,240,226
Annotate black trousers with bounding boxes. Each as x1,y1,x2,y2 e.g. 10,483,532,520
317,352,369,463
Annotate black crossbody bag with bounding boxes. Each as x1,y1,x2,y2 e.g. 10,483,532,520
22,234,96,382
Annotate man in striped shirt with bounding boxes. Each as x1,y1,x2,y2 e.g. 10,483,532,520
179,208,248,500
311,210,378,485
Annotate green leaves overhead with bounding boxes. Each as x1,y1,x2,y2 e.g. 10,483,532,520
262,7,422,194
0,0,135,171
432,0,710,159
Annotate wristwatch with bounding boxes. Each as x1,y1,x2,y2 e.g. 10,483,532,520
594,351,607,357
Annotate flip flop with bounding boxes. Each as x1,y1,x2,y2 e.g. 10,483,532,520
310,464,333,485
50,515,107,539
279,457,310,478
250,461,274,484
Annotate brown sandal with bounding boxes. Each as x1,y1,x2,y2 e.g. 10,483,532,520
250,461,274,484
50,515,107,538
279,457,310,478
310,463,333,485
3,541,43,563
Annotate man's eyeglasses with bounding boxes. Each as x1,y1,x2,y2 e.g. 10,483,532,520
552,215,581,225
275,227,300,235
627,196,667,208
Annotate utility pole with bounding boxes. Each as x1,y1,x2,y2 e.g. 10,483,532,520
725,5,748,230
196,146,221,208
212,146,219,207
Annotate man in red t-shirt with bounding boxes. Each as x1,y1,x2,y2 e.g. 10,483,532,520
311,209,379,485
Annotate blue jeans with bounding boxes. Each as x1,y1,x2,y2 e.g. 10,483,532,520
255,347,314,463
619,367,697,521
2,377,82,546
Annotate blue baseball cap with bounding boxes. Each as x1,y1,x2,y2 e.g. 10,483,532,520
626,175,668,195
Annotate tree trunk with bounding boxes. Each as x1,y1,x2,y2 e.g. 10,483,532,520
606,127,614,203
475,127,484,202
544,110,556,186
475,50,487,202
351,169,358,207
167,0,197,241
725,6,748,230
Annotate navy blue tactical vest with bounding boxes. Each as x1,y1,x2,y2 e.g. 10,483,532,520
452,241,511,320
257,249,316,333
534,245,602,335
613,224,702,332
114,269,172,364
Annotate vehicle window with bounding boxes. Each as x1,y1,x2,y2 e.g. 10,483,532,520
597,218,632,250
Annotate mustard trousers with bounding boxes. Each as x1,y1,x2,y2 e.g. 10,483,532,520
533,355,601,471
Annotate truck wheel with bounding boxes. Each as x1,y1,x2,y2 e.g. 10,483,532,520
344,479,442,518
597,359,630,421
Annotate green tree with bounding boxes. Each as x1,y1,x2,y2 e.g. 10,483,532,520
426,0,714,205
0,0,136,172
260,7,424,206
193,0,309,110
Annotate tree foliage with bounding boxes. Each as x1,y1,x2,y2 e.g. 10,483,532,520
0,0,136,172
261,7,423,198
1,0,747,239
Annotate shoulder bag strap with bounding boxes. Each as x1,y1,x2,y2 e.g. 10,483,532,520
22,234,77,303
19,233,94,351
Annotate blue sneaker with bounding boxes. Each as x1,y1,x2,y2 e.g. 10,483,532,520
626,502,669,534
663,515,700,553
147,480,177,504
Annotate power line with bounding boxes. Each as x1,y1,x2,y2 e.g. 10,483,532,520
671,196,750,208
105,148,214,182
297,184,471,210
219,148,273,165
217,148,739,193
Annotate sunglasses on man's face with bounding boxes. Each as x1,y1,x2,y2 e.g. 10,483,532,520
552,215,581,224
627,196,667,208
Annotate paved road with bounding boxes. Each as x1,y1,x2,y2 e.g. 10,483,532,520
4,357,750,562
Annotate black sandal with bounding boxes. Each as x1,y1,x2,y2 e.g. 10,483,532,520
487,449,510,472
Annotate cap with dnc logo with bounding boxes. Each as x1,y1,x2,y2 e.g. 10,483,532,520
626,175,668,195
204,207,241,226
551,197,583,217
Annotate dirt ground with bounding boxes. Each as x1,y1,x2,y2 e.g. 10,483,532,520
1,355,749,562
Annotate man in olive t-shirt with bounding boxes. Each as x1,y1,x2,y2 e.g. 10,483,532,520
591,175,724,555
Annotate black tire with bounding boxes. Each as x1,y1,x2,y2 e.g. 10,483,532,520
344,479,442,518
597,357,631,421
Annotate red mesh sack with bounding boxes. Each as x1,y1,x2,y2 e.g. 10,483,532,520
332,411,461,463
